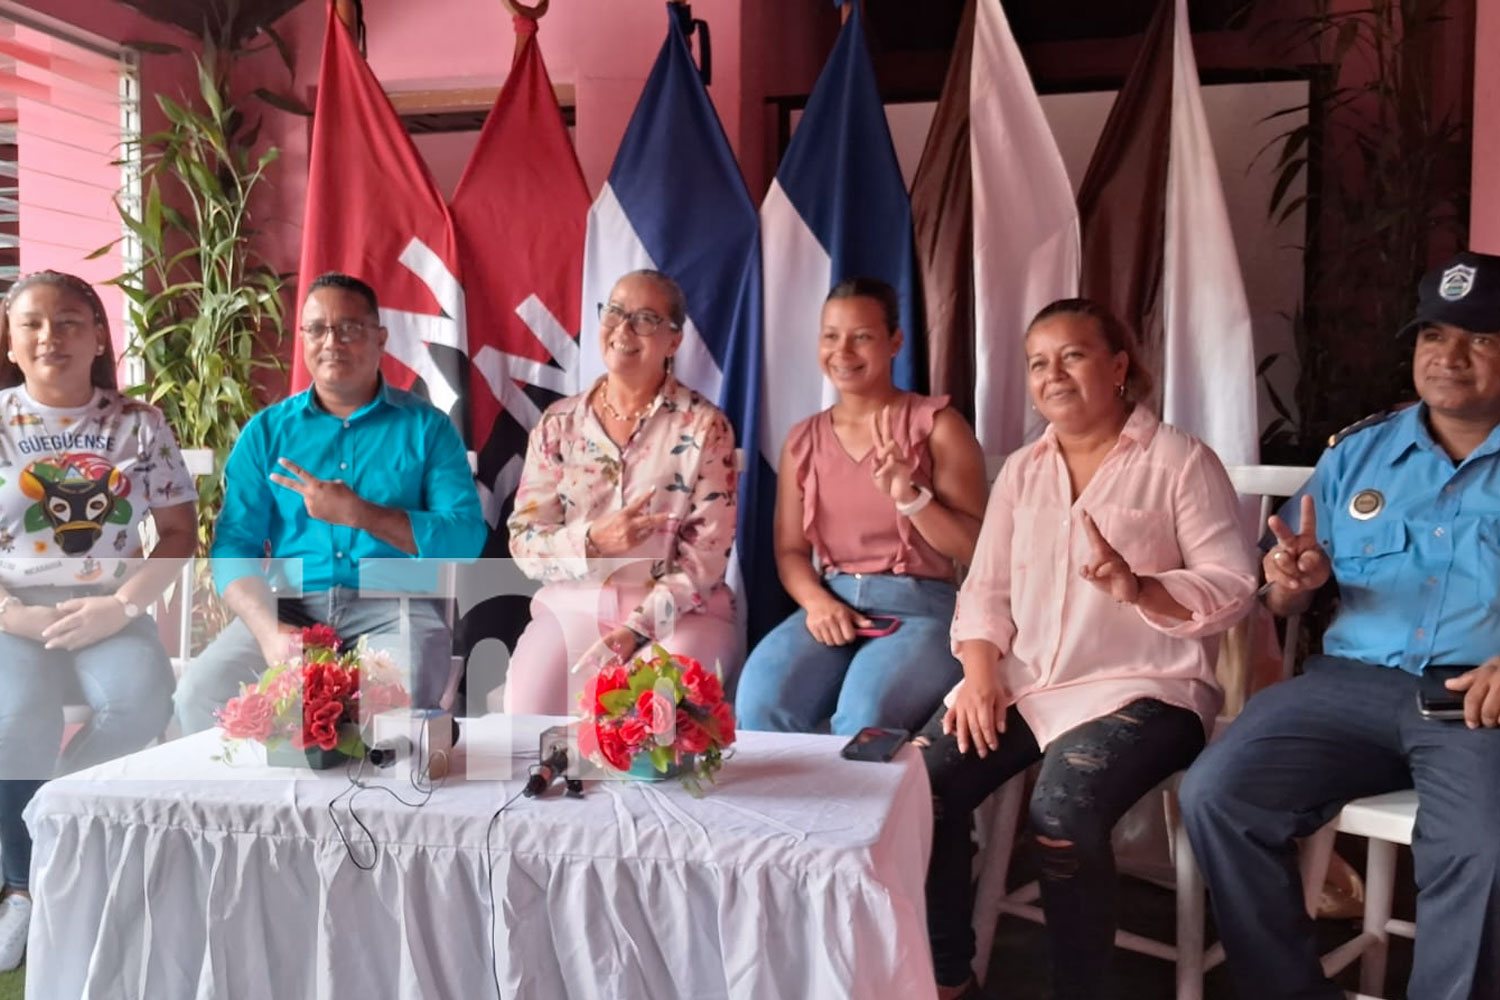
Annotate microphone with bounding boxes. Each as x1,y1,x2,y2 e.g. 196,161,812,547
367,736,412,768
524,743,569,798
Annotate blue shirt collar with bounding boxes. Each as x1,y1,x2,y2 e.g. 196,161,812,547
1384,402,1500,467
295,375,397,421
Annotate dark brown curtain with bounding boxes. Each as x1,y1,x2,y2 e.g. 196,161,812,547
910,0,978,423
1077,0,1174,413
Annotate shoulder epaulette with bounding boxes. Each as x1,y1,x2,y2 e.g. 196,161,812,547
1327,402,1415,447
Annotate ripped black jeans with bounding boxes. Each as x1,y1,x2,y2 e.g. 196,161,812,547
918,698,1204,999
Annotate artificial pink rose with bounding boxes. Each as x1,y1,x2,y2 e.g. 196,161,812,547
595,721,632,771
217,692,275,742
618,717,652,752
708,700,737,746
636,689,676,735
679,659,724,706
357,682,411,720
576,721,599,761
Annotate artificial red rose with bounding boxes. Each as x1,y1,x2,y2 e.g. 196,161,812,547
595,721,632,771
673,709,712,754
618,717,652,752
303,698,344,751
217,692,275,741
581,664,630,718
303,662,356,705
300,624,342,654
708,700,737,746
678,658,724,706
636,689,676,735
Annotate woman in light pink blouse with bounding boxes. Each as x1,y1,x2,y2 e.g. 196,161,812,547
921,299,1256,1000
505,270,739,714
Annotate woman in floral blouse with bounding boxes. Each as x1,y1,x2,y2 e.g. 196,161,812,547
505,270,739,714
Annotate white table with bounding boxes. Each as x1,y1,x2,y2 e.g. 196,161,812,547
24,717,935,1000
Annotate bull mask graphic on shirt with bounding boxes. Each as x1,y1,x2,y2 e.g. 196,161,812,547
20,454,133,555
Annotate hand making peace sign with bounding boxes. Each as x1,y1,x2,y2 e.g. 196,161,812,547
870,404,919,504
1078,511,1142,604
1263,494,1331,593
268,458,369,528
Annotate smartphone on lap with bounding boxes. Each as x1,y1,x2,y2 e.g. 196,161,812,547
1417,665,1471,721
852,615,901,638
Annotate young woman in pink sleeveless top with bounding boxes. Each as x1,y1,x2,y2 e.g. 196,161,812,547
734,278,988,735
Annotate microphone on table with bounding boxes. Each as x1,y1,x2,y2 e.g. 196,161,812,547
524,742,569,798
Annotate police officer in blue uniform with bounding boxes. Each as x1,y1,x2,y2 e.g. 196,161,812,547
1181,250,1500,1000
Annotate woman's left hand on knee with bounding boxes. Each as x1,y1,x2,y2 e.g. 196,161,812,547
41,596,130,651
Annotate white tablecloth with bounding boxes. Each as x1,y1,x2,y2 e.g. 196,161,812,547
24,717,935,1000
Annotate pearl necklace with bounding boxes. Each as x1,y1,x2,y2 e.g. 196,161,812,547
596,388,652,423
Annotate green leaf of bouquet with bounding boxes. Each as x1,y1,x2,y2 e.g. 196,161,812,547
336,729,366,757
649,745,673,773
599,690,635,716
628,668,657,696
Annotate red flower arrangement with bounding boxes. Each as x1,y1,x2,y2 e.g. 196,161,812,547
215,625,411,764
576,644,736,791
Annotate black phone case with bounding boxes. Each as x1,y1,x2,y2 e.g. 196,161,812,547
1418,666,1469,718
841,727,908,762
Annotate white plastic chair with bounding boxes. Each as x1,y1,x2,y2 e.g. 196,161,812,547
967,463,1317,999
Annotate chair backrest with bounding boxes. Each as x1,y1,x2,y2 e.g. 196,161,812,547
1223,464,1315,695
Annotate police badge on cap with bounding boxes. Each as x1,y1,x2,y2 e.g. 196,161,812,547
1399,251,1500,338
1439,264,1476,301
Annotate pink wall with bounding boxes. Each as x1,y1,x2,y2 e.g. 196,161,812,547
243,0,757,284
11,24,130,348
1474,0,1500,252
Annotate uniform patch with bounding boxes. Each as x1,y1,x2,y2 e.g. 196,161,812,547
1439,263,1476,301
1348,488,1384,521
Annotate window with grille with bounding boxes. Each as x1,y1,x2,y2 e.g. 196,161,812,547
0,5,138,367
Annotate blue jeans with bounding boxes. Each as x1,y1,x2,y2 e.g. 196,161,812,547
174,589,453,735
0,589,174,890
735,572,962,736
1180,656,1500,1000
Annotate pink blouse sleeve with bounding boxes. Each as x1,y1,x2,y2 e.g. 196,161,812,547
950,453,1017,656
623,409,738,639
1134,441,1257,637
506,416,592,581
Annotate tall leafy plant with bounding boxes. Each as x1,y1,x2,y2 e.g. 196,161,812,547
1258,0,1469,460
100,31,303,551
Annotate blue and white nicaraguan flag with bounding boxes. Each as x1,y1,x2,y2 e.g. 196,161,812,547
576,2,769,645
755,0,922,635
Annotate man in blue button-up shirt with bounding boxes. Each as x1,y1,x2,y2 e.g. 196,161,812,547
1183,251,1500,1000
174,273,487,734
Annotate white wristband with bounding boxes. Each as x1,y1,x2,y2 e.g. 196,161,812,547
895,485,933,518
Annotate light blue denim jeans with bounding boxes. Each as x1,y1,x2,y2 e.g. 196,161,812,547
735,572,962,736
0,586,175,889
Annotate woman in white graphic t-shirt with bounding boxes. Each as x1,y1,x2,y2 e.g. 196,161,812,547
0,271,197,970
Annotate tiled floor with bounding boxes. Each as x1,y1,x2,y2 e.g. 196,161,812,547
983,845,1415,999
